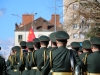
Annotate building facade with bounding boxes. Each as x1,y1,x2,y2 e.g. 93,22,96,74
63,0,89,45
14,14,63,46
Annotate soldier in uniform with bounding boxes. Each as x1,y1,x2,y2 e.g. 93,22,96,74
87,37,100,75
34,35,50,75
21,42,34,75
10,46,21,75
29,38,40,75
37,32,58,72
0,47,6,75
0,55,6,75
6,47,15,75
19,41,28,73
79,40,92,74
41,31,84,75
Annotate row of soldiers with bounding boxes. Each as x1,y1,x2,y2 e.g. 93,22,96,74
0,31,100,75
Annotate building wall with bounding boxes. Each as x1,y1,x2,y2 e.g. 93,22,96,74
63,0,85,45
14,31,53,46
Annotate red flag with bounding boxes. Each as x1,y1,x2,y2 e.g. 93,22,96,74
27,27,36,42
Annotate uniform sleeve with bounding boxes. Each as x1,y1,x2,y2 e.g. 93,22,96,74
25,54,31,69
41,58,51,75
37,58,44,71
73,51,84,68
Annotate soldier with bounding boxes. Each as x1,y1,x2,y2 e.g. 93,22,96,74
0,55,6,75
87,37,100,74
71,42,80,53
34,35,50,75
41,31,84,75
79,40,92,60
37,32,58,72
0,47,6,75
10,46,21,75
79,40,92,74
21,42,34,75
6,47,15,75
29,38,40,75
19,41,28,72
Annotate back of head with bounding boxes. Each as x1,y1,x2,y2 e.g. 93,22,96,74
49,32,56,42
20,41,27,49
14,46,21,53
49,32,57,46
55,31,69,47
82,40,91,52
71,42,80,51
26,42,34,48
33,38,40,49
0,47,1,50
39,35,50,47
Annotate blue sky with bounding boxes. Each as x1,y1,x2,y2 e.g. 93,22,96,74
0,0,63,59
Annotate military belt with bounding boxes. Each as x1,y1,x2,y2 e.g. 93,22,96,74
52,72,72,75
31,67,38,70
87,73,100,75
13,69,17,72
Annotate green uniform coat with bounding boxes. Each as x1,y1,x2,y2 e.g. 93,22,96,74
41,46,84,75
87,51,100,73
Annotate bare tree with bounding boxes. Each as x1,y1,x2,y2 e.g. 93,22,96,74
63,0,100,38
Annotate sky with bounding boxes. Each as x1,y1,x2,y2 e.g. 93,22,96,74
0,0,63,59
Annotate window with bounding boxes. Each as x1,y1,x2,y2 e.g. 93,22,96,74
79,33,84,39
73,33,78,39
73,24,79,29
73,4,79,10
18,35,23,42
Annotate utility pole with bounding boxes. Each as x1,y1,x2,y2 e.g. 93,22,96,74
55,0,56,32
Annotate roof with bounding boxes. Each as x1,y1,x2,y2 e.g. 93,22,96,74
15,17,63,32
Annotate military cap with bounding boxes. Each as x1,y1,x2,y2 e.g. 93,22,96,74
39,35,50,41
82,40,91,49
49,32,56,42
20,41,26,46
14,46,21,52
26,42,34,48
55,31,69,39
71,42,80,48
33,38,40,43
90,37,100,45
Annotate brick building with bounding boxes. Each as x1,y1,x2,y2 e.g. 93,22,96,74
14,14,63,46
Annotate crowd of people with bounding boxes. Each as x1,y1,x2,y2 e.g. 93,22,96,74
0,30,100,75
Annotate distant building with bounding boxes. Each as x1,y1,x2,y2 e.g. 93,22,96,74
63,0,89,45
14,14,63,46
